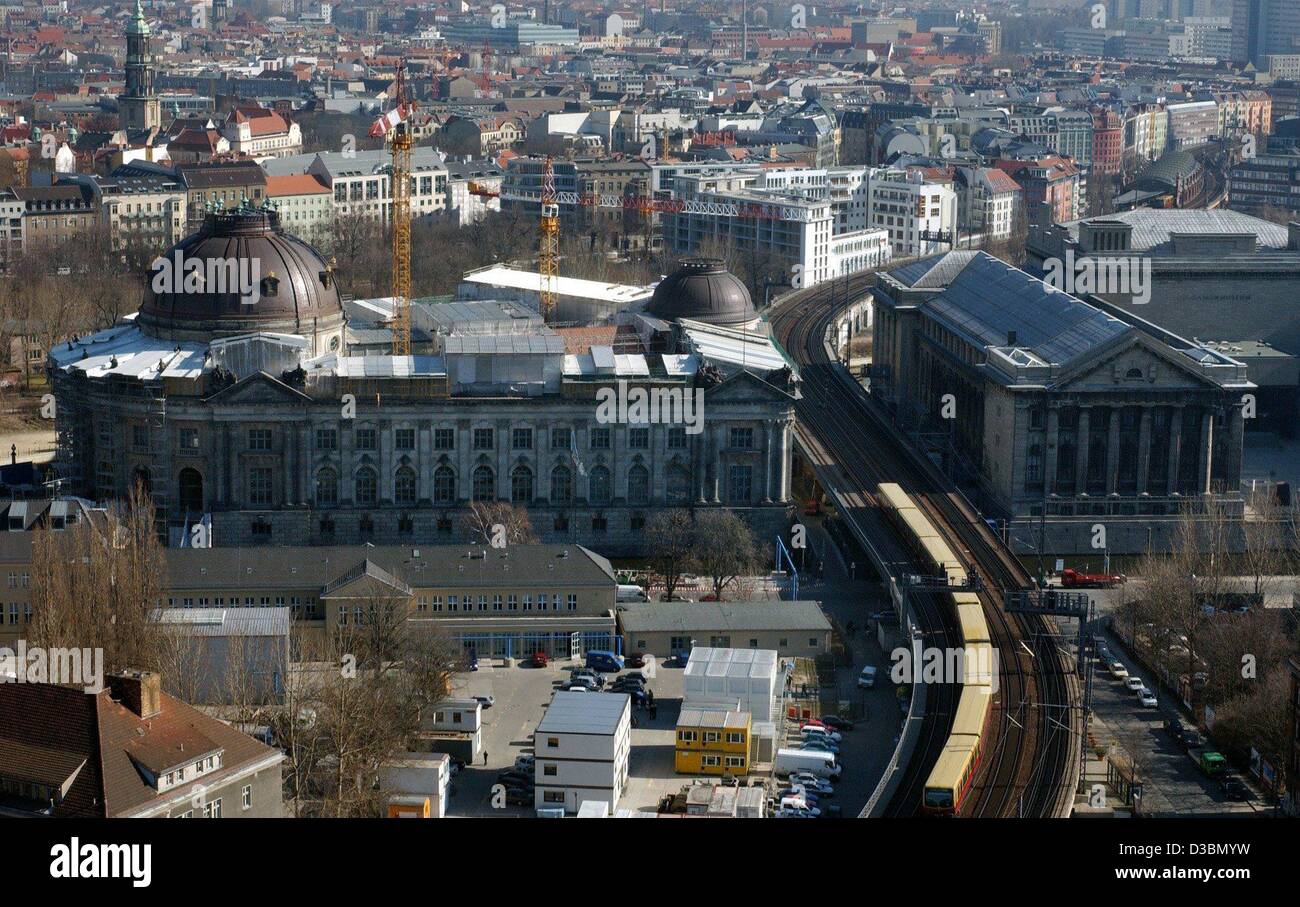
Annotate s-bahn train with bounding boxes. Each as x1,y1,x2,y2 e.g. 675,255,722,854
876,483,994,815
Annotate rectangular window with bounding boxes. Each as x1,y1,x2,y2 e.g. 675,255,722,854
703,732,720,743
473,428,494,450
355,428,377,451
543,764,558,776
567,593,577,611
628,427,649,449
248,467,273,506
179,428,200,450
590,427,611,450
537,594,548,611
248,428,272,451
725,733,745,744
546,737,559,748
315,428,337,450
544,791,565,803
702,755,721,767
727,464,753,504
724,756,745,768
242,785,252,809
550,427,572,449
433,428,455,450
507,594,518,611
523,595,533,611
729,427,754,449
493,595,503,611
512,427,533,450
667,427,688,449
394,428,415,450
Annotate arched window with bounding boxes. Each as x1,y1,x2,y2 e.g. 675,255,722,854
315,468,338,507
434,465,456,505
666,464,691,505
355,466,378,506
627,464,649,505
511,465,534,504
551,464,572,503
588,465,612,505
1126,367,1144,379
394,466,417,505
178,467,204,514
472,465,495,502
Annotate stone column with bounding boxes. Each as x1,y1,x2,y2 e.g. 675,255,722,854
1044,406,1059,495
779,419,792,502
1199,407,1214,494
227,423,239,506
712,423,725,503
762,420,775,503
456,419,470,502
282,424,294,506
1226,403,1245,491
695,428,707,504
1136,407,1153,495
1166,407,1184,495
379,420,393,502
341,419,354,503
214,422,227,505
1075,407,1091,492
418,423,431,501
1105,407,1121,494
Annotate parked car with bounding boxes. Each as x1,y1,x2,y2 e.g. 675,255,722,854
857,666,877,688
819,715,854,732
1196,751,1228,777
474,695,495,709
779,787,819,807
559,683,591,692
799,719,829,731
799,738,840,755
800,726,842,743
1137,688,1158,708
514,754,535,770
530,651,548,668
774,806,818,819
1220,776,1251,801
777,796,820,816
787,773,834,797
505,789,533,806
1061,568,1125,588
1109,662,1129,680
622,671,649,685
1181,730,1205,752
1124,676,1145,693
1163,716,1186,740
564,676,599,691
497,770,532,787
625,652,646,669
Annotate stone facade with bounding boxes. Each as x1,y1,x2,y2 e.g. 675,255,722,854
52,368,795,555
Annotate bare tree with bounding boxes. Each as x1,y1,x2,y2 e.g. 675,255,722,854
464,500,538,546
28,484,166,674
691,509,760,601
646,508,694,601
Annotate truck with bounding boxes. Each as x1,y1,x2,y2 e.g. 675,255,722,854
1060,568,1126,589
774,748,841,781
616,584,648,603
1194,750,1228,777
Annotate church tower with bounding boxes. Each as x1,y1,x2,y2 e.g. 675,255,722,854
120,0,160,131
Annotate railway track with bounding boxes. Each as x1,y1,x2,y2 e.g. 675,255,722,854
768,272,1079,817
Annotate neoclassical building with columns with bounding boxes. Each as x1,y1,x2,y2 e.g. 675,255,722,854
870,251,1253,554
48,208,796,553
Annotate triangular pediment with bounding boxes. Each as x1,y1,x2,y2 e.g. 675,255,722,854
207,370,311,405
1055,334,1220,392
704,367,797,403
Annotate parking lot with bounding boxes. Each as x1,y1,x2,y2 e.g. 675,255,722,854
1086,627,1264,817
441,614,901,817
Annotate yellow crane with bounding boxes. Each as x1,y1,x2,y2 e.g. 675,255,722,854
538,155,559,322
371,62,414,355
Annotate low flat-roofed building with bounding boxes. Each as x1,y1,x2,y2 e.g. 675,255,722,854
152,606,290,705
675,708,751,776
534,690,631,814
457,265,656,325
618,599,832,660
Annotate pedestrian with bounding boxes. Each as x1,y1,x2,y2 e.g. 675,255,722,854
650,704,657,720
647,689,655,706
482,751,489,766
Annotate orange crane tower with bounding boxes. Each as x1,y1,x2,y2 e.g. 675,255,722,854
370,62,414,355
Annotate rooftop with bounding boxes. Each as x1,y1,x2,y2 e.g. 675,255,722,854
536,690,629,735
620,601,830,633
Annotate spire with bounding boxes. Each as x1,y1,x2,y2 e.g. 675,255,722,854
127,0,150,38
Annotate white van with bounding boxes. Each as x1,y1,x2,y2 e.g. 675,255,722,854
774,748,841,781
616,584,649,603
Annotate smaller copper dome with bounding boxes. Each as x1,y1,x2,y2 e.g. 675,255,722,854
647,258,756,327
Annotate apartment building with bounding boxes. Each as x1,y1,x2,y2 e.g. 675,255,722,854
274,149,448,223
13,183,97,247
0,670,283,818
534,690,631,814
221,106,303,161
266,172,332,240
1166,100,1220,149
863,168,959,257
176,160,268,223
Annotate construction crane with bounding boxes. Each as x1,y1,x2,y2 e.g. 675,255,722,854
538,155,560,322
370,62,414,356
